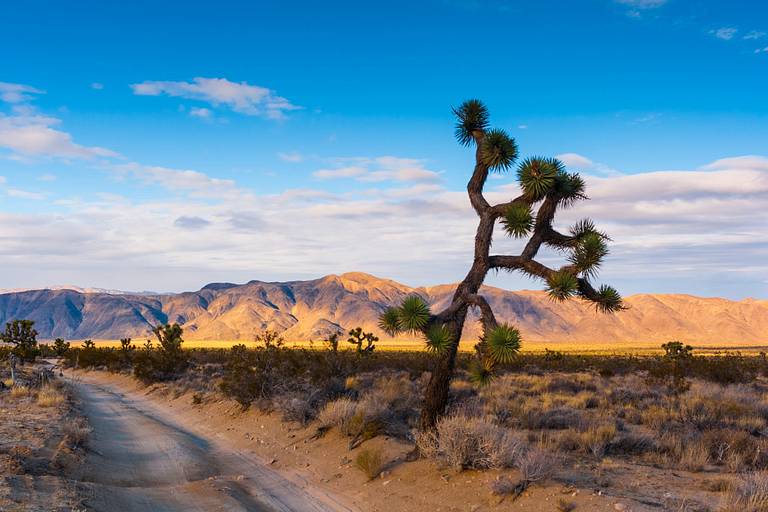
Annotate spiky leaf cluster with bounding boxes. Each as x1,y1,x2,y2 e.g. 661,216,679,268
569,231,608,279
501,203,534,238
378,307,401,337
592,285,624,313
546,270,579,301
552,170,586,207
453,99,489,146
399,295,431,332
468,358,495,387
480,129,518,172
570,219,604,240
485,324,521,364
516,157,559,201
425,323,454,354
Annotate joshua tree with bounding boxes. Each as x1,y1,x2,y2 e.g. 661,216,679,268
380,100,624,432
1,320,39,363
53,338,70,357
347,327,378,354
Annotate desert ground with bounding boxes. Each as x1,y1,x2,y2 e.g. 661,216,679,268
5,344,768,512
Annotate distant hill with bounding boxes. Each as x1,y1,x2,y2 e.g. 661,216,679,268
0,272,766,344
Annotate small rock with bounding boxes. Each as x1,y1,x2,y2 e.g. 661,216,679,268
440,474,450,483
382,480,391,486
269,458,277,465
614,504,627,511
236,475,246,481
380,471,390,479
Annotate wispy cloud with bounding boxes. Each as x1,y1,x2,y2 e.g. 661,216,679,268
0,82,45,103
189,106,212,119
744,30,767,40
711,27,738,41
131,77,301,120
615,0,667,9
90,82,104,90
6,188,46,200
278,151,304,163
314,157,441,183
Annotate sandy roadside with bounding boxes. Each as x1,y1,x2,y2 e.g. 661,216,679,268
64,369,668,512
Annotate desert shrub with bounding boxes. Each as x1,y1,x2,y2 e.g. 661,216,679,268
10,385,30,398
37,383,66,407
516,447,556,483
318,397,358,432
355,448,384,480
556,498,577,512
723,471,768,512
489,475,518,496
419,413,525,469
63,417,91,448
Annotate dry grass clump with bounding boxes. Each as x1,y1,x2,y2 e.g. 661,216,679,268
63,417,91,448
557,498,577,512
417,413,526,470
516,447,556,483
355,448,384,480
37,383,67,407
722,471,768,511
9,385,31,399
317,397,358,432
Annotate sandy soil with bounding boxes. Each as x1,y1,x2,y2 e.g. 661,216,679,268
59,370,720,512
0,368,83,511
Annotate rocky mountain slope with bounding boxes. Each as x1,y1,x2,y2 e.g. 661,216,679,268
0,272,766,344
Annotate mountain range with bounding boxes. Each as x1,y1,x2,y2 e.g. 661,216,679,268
0,272,766,345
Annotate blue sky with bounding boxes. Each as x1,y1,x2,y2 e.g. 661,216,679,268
1,0,766,298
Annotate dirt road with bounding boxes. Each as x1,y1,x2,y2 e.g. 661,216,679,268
70,376,356,512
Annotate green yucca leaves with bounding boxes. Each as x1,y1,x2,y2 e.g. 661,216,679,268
552,171,586,207
424,323,454,354
453,99,489,146
569,231,609,279
501,203,534,238
594,285,624,313
398,295,431,332
480,129,518,172
516,157,559,201
546,270,579,301
485,324,521,364
378,307,401,337
469,358,495,387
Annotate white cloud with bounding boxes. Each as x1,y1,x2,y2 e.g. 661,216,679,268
7,188,46,200
517,124,528,130
131,77,300,120
755,47,768,54
189,107,212,119
615,0,667,7
1,151,766,298
0,176,6,185
744,31,767,40
711,27,738,40
556,153,594,169
36,173,56,181
278,151,303,163
0,112,118,159
90,82,104,90
314,157,441,183
0,82,45,104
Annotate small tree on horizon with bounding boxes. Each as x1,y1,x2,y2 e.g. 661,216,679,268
1,320,39,363
379,100,625,433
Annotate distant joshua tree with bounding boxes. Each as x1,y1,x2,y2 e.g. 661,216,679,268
347,327,378,354
1,320,40,363
379,100,625,432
